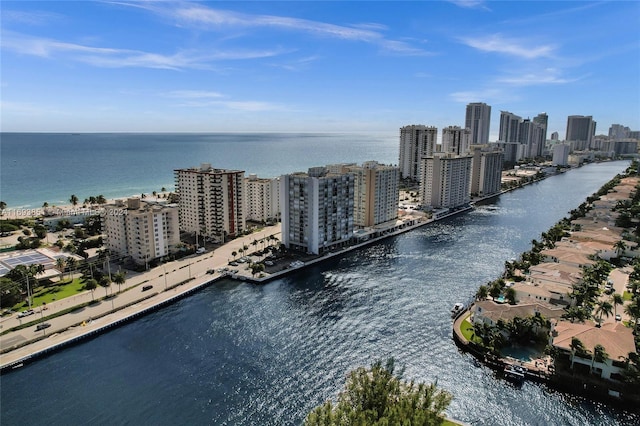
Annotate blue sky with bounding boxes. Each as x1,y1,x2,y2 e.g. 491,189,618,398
2,1,639,139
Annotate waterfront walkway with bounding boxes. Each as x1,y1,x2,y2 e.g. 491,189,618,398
0,204,476,372
0,225,282,370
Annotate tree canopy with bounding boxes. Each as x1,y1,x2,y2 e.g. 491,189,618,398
304,359,452,426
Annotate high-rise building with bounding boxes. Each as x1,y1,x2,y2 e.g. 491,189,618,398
498,111,522,143
102,198,180,266
419,153,472,210
441,126,471,155
609,124,631,140
465,102,491,145
469,145,503,197
175,164,245,243
552,144,570,166
245,174,280,224
517,118,546,159
281,167,354,255
494,141,520,167
342,161,400,227
532,113,549,157
551,132,559,141
566,115,596,150
398,125,438,181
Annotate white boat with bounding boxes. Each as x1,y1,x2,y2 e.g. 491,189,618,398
504,365,526,383
451,302,465,317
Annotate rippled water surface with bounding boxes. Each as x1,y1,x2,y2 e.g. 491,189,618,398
1,162,638,425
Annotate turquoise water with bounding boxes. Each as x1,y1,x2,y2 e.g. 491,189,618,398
501,345,545,361
0,132,398,208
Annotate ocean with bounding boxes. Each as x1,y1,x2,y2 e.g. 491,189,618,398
0,132,398,208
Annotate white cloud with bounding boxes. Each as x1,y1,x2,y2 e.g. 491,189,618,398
449,88,519,104
497,68,584,86
165,90,285,112
2,10,64,26
165,90,225,99
127,2,430,56
459,34,555,59
447,1,491,11
1,31,288,70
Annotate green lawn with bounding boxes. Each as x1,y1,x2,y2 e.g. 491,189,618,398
460,318,481,344
14,278,87,310
623,291,633,301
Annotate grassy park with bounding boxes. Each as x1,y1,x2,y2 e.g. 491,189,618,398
12,278,87,311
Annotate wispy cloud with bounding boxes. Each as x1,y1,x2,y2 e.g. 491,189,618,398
2,10,64,26
1,31,288,70
497,68,585,86
270,55,320,72
165,90,285,112
119,2,431,56
164,90,225,99
459,34,555,59
449,88,519,104
447,1,491,11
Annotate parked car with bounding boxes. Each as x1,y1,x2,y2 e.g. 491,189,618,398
265,261,274,266
141,285,153,292
18,310,35,318
615,314,622,321
35,323,51,331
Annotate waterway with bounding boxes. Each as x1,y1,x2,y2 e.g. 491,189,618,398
1,161,637,425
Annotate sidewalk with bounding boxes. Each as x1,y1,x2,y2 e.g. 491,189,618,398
0,225,281,368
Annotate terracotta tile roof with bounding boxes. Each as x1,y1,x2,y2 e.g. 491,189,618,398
552,320,636,361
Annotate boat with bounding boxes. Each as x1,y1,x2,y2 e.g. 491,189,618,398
451,302,465,317
504,364,526,384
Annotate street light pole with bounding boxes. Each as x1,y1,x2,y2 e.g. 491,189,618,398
25,273,32,309
164,265,168,290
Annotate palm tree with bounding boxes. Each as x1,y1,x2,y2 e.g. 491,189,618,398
113,271,126,293
99,276,112,296
66,257,78,280
614,240,628,258
570,337,588,369
56,257,66,281
476,285,489,301
231,251,238,260
595,300,613,326
612,293,624,318
624,300,640,333
69,194,79,206
96,195,106,204
85,278,98,301
591,344,609,374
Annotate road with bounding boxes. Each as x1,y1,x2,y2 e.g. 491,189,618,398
0,225,281,368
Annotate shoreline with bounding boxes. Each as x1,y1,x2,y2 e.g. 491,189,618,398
0,207,471,373
452,164,640,409
0,162,619,373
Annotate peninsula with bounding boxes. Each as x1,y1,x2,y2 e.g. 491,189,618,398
454,161,640,405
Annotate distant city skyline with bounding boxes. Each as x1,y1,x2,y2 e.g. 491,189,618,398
1,1,639,139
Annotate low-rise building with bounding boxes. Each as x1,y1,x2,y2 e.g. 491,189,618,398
471,300,564,326
550,320,636,381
